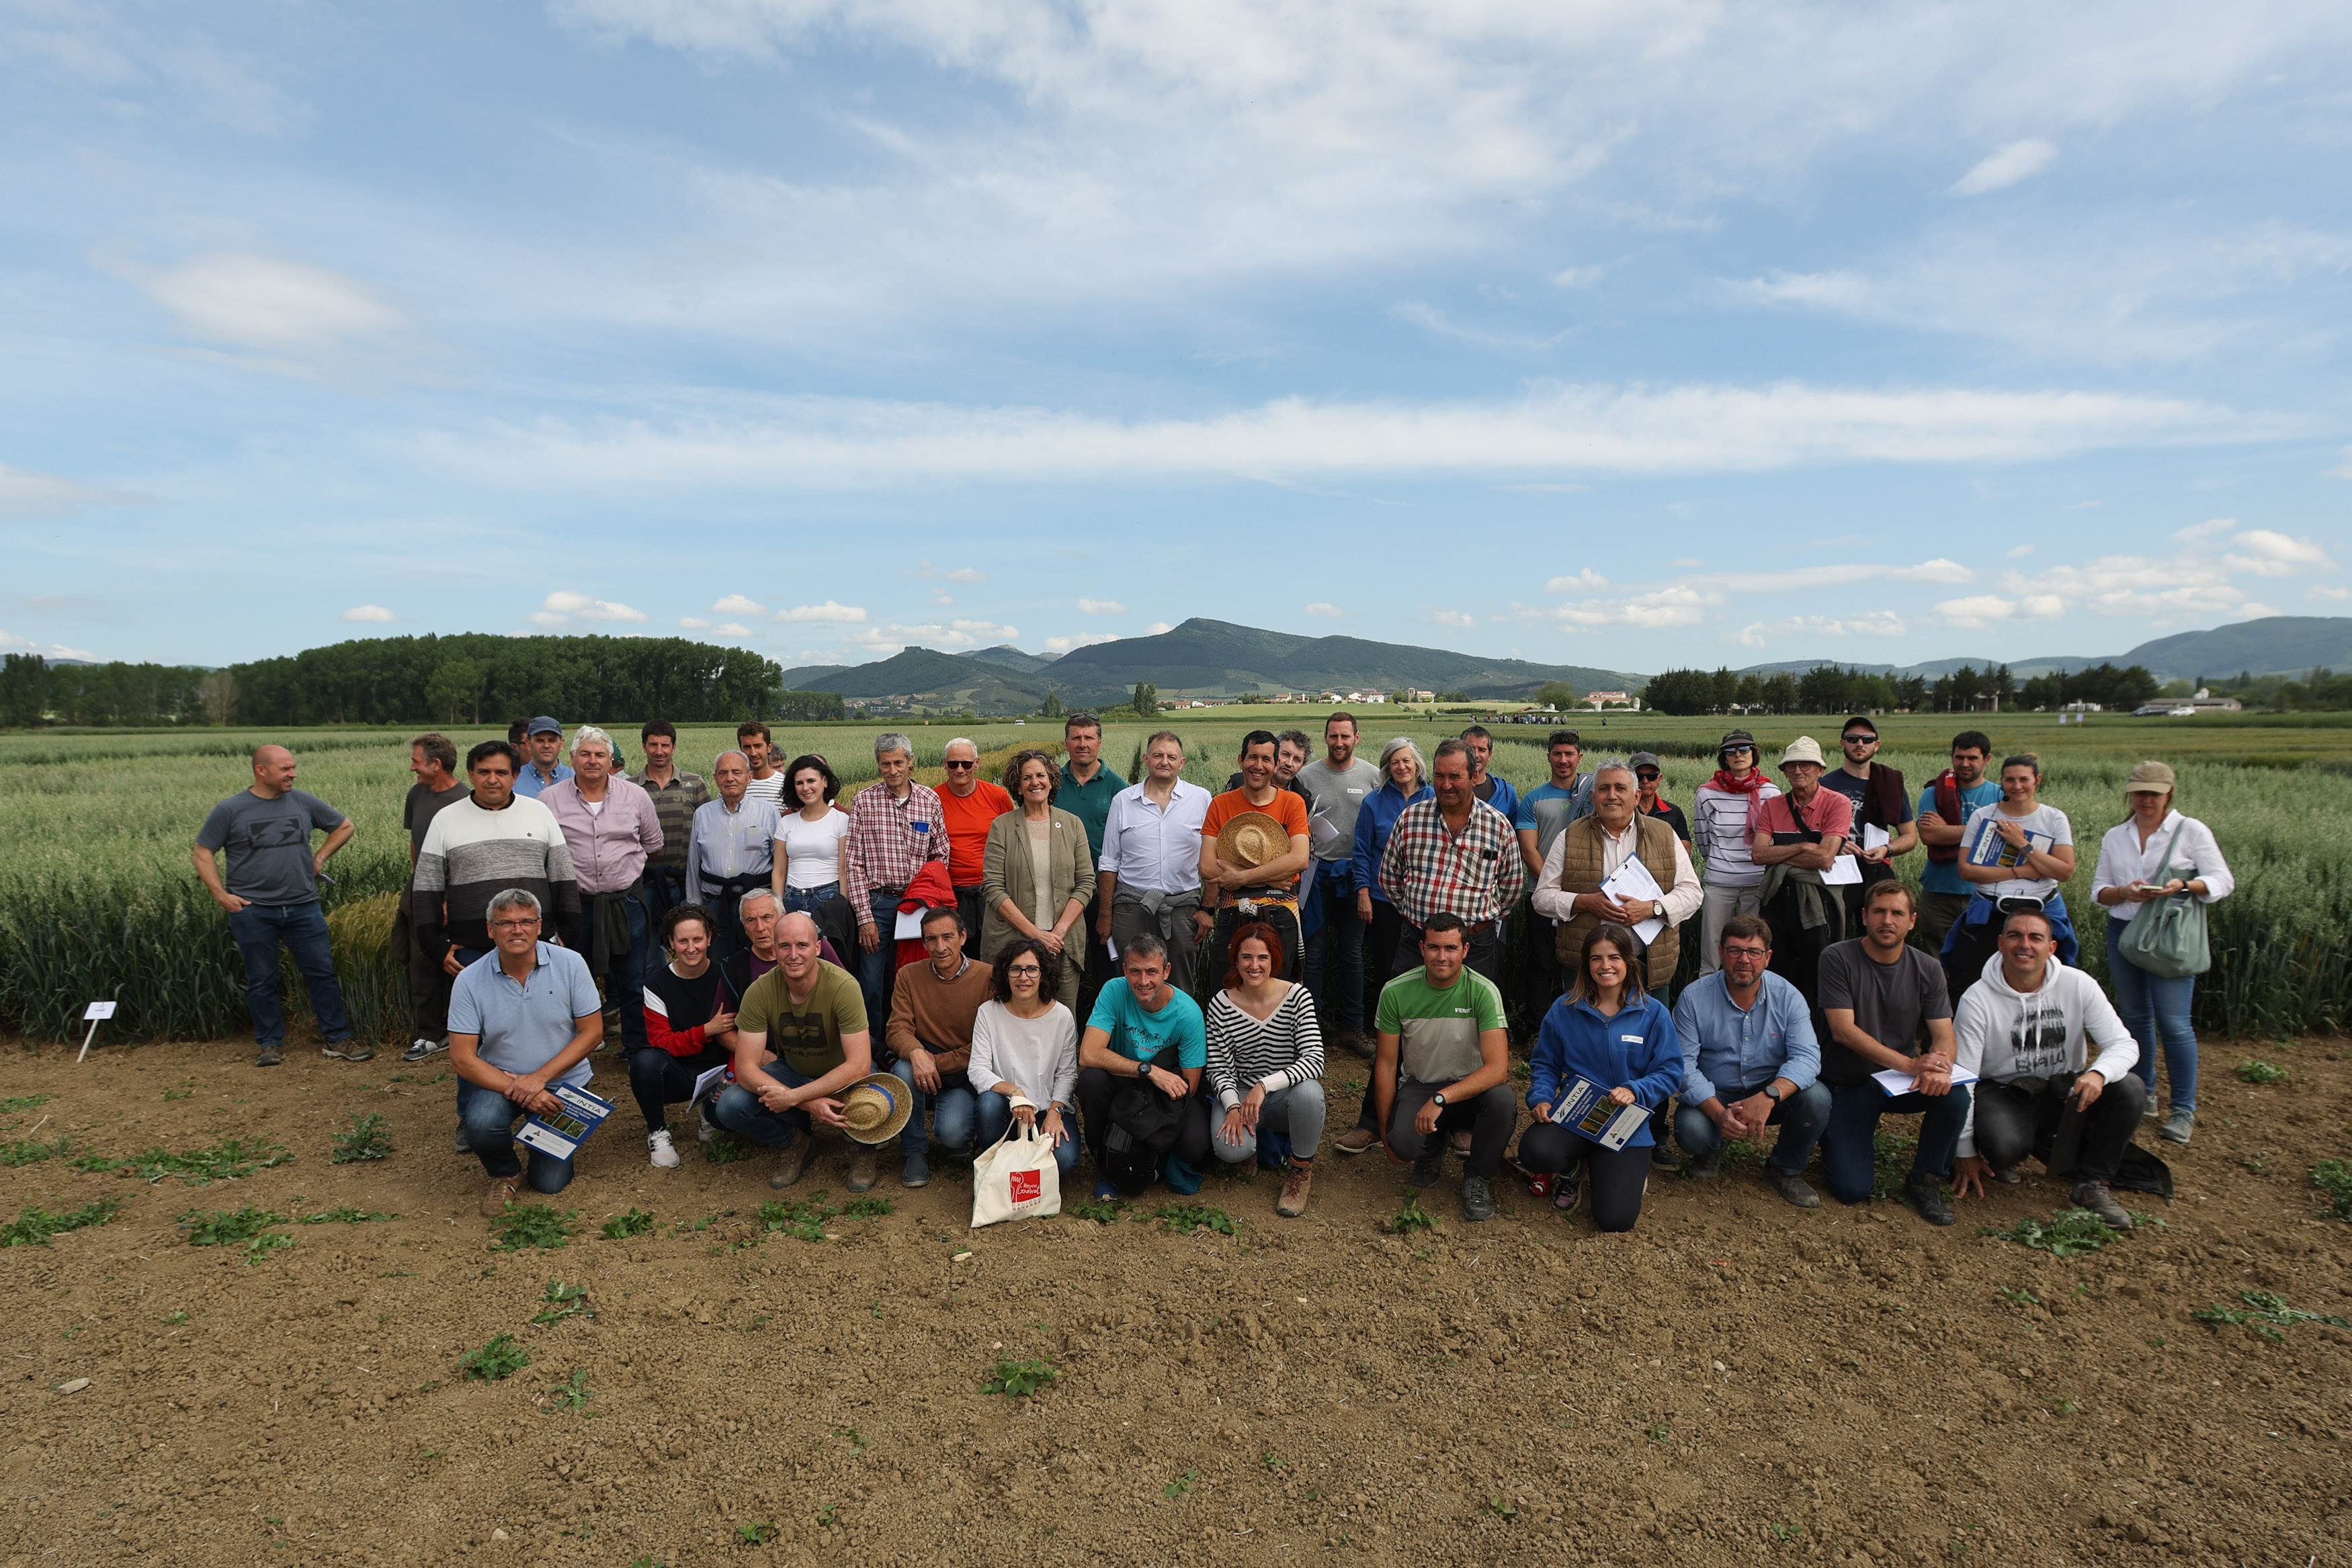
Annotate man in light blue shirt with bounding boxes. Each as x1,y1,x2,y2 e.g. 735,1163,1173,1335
513,715,574,799
1670,913,1829,1207
449,887,603,1215
1095,730,1215,993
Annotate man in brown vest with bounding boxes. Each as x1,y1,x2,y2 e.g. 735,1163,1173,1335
1530,760,1704,991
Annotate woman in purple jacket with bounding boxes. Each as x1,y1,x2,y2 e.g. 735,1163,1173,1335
1519,922,1685,1231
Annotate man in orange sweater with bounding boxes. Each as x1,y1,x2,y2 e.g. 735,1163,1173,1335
937,736,1014,943
886,906,994,1187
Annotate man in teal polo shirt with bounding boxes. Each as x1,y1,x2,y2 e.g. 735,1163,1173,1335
1058,711,1127,992
1073,934,1209,1197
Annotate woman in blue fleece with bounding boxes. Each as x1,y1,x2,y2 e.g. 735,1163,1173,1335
1519,922,1685,1231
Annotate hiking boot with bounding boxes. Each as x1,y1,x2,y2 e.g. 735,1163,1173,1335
321,1039,374,1062
1410,1150,1443,1190
1993,1164,2023,1184
253,1044,284,1068
1460,1174,1495,1223
1354,1030,1379,1058
2158,1108,2194,1145
1687,1147,1722,1180
402,1036,448,1063
2072,1181,2134,1230
901,1150,931,1189
769,1141,808,1190
1552,1170,1583,1217
1765,1168,1821,1209
1651,1141,1682,1169
1333,1127,1378,1156
454,1127,471,1154
846,1148,879,1193
1904,1174,1956,1227
479,1175,520,1217
648,1129,679,1170
1449,1129,1474,1158
1276,1162,1313,1219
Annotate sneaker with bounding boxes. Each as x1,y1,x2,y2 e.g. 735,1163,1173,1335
1460,1174,1495,1223
1276,1162,1313,1219
2072,1180,2134,1230
901,1151,930,1189
253,1044,284,1068
479,1175,520,1217
1092,1175,1119,1201
1993,1164,2023,1185
648,1129,680,1170
1650,1142,1681,1169
1552,1172,1583,1216
1448,1128,1474,1158
454,1128,470,1154
1687,1147,1722,1180
1904,1175,1956,1227
401,1037,448,1063
1332,1127,1378,1156
1343,1032,1375,1060
321,1040,374,1062
2158,1108,2194,1145
1409,1150,1443,1190
770,1141,808,1190
697,1110,721,1143
1765,1168,1821,1209
846,1149,879,1193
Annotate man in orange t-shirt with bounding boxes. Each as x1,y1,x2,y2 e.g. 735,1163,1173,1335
936,736,1014,941
1199,730,1312,985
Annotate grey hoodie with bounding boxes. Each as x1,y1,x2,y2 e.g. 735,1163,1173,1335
1951,953,2138,1160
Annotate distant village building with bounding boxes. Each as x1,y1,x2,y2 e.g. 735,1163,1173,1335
1583,690,1640,711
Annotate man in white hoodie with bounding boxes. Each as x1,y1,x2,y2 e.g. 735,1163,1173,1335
1950,909,2146,1228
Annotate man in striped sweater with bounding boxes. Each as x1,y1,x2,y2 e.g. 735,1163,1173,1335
413,740,583,977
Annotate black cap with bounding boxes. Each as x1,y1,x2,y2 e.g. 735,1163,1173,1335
1629,750,1662,771
1841,714,1878,736
1717,728,1757,756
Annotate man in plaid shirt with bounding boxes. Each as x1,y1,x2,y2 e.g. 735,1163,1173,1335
1378,738,1525,990
844,731,948,1023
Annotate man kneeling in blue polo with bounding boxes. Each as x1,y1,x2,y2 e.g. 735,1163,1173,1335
449,887,604,1217
1671,914,1831,1207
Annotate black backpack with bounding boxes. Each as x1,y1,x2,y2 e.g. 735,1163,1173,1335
1102,1049,1183,1196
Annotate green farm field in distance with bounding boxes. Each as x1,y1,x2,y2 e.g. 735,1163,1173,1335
4,709,2349,1049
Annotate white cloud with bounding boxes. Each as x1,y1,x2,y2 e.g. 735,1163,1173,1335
1952,138,2057,195
2306,586,2351,601
2173,517,2236,542
2328,448,2352,480
1997,526,2336,623
914,559,989,583
1542,585,1727,630
1551,265,1610,289
339,605,396,623
931,592,955,606
1425,608,1480,628
1142,621,1173,636
679,616,712,629
2222,528,2335,577
773,600,867,623
538,589,647,624
1077,597,1128,615
109,251,415,371
712,593,767,615
1302,602,1347,617
713,621,754,636
1731,611,1908,646
2007,544,2036,557
1045,631,1122,652
0,629,99,661
1544,568,1609,593
1933,593,2066,629
1495,483,1589,494
0,463,142,521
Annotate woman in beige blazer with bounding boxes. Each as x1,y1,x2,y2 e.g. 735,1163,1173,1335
980,749,1099,1001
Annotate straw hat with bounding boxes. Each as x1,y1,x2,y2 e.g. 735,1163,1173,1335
839,1073,915,1145
1216,810,1289,869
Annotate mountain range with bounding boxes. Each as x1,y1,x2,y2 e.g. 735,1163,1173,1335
1730,617,2352,686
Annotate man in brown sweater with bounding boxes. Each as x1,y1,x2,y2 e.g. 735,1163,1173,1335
886,905,993,1187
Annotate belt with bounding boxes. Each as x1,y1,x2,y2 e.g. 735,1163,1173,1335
1114,885,1202,914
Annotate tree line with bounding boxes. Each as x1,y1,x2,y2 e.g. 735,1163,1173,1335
1,635,788,729
1640,660,2162,717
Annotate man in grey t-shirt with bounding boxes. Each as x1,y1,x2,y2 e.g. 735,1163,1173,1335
192,744,361,1067
1297,712,1385,1048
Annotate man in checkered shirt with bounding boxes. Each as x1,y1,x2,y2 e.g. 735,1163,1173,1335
1376,737,1525,991
843,731,948,1025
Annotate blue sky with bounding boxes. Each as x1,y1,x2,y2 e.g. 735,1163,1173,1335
5,0,2351,674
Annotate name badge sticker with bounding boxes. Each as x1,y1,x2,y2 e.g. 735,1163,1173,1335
911,821,931,832
1620,1033,1643,1044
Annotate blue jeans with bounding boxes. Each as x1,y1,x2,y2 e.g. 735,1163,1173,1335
2109,915,2198,1113
1302,865,1366,1032
974,1091,1082,1177
712,1062,821,1151
784,881,839,919
456,1077,575,1192
226,900,351,1048
642,865,689,930
890,1060,976,1160
857,887,902,1026
571,889,650,1053
1209,1080,1327,1166
1820,1079,1972,1205
1675,1081,1831,1175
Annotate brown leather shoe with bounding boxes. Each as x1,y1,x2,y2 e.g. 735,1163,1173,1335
846,1148,879,1193
478,1175,520,1217
1449,1128,1474,1157
770,1141,808,1190
1275,1162,1313,1218
1333,1127,1378,1156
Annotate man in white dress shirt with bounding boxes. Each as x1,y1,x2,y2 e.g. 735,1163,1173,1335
1095,730,1214,993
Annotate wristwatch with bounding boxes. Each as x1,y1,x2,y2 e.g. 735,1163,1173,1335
1763,1084,1785,1104
1137,1060,1154,1080
1432,1092,1448,1108
1650,900,1665,922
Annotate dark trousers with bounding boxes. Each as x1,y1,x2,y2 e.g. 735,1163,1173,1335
954,884,987,947
1363,898,1408,1026
1820,1079,1972,1204
403,914,454,1041
1971,1071,2147,1185
458,1078,573,1192
1210,904,1301,988
1521,903,1562,1023
626,1042,731,1136
1073,1065,1212,1170
1384,1081,1515,1179
1761,885,1840,1010
1392,918,1503,991
1302,866,1366,1033
571,887,650,1053
1517,1123,1654,1231
1109,892,1204,996
226,900,351,1048
643,865,689,931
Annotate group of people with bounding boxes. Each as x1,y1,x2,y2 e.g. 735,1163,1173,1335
190,710,2231,1232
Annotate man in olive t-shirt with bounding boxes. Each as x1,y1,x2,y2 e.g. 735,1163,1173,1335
1363,914,1517,1221
710,912,878,1192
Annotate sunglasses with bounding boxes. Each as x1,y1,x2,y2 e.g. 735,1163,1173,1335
1635,770,1660,781
1841,733,1876,744
943,759,976,770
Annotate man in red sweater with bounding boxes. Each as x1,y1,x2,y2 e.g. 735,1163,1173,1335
936,737,1014,944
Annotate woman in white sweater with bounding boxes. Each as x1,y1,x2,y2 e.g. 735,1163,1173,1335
1950,907,2146,1229
2090,760,2232,1147
967,936,1081,1178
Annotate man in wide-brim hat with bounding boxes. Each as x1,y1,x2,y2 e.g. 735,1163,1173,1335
1198,730,1312,985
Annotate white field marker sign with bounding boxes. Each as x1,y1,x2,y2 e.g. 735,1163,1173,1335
77,1000,118,1063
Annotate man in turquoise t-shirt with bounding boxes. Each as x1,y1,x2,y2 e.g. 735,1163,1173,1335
1914,731,2005,953
1074,933,1209,1196
1366,914,1515,1222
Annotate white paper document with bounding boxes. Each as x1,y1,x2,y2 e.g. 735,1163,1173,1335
1863,824,1890,852
893,906,927,939
1822,855,1863,886
1871,1064,1980,1096
689,1060,733,1104
1598,857,1668,946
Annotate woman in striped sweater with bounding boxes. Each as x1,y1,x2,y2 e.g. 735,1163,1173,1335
1206,920,1326,1219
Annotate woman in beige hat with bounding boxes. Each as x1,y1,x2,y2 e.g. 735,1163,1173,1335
979,750,1099,1001
2090,760,2234,1145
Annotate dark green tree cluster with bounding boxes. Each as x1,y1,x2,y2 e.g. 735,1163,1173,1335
0,652,230,727
2016,662,2162,711
776,690,847,721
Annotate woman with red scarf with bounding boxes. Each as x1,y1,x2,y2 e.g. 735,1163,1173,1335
1692,728,1782,976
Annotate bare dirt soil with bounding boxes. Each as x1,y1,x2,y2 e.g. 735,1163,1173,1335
1,1032,2347,1568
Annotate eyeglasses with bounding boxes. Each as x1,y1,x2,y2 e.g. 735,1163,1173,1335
1721,945,1769,961
943,759,976,770
490,918,540,931
1841,733,1876,744
1006,963,1042,976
